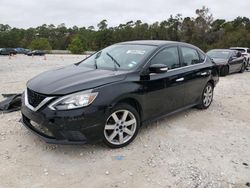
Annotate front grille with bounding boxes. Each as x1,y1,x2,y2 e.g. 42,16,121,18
27,88,47,108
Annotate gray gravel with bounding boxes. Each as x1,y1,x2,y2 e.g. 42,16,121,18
0,55,250,188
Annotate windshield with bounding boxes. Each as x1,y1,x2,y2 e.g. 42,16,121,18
207,50,230,59
79,44,156,70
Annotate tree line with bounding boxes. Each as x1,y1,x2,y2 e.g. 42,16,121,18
0,6,249,54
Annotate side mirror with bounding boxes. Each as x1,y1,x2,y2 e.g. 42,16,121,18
236,52,241,58
149,64,168,74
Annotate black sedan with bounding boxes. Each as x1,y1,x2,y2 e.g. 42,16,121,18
15,48,31,54
27,50,45,56
0,48,17,55
207,49,246,76
21,40,219,148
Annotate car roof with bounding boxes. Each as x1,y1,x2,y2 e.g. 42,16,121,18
208,49,235,52
118,40,196,47
230,47,249,50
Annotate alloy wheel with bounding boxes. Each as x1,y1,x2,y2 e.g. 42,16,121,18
203,85,213,107
104,110,137,146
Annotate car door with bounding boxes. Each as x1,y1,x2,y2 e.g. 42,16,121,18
229,51,244,72
140,45,187,120
178,45,211,106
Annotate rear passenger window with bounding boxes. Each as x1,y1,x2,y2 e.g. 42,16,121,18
199,51,206,62
150,47,180,70
181,47,202,66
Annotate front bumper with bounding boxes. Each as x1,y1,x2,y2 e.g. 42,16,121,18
21,95,106,145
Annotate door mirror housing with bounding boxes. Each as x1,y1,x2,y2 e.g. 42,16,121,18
149,64,168,74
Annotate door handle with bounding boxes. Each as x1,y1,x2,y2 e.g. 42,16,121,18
201,72,208,76
176,78,184,82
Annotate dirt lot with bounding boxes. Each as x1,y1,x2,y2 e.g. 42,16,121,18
0,55,249,188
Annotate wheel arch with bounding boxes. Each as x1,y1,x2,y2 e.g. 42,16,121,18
208,80,215,88
111,97,143,121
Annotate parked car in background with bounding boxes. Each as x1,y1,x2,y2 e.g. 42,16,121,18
15,48,31,54
0,48,17,55
230,47,250,65
27,50,45,56
21,40,219,148
207,49,246,76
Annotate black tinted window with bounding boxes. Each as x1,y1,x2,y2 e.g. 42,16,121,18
199,51,206,62
150,47,180,70
181,47,202,66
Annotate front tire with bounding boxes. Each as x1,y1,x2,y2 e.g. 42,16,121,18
239,62,246,73
220,66,229,76
197,83,214,109
103,103,140,148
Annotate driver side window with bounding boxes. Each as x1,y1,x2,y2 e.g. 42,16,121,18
150,47,180,70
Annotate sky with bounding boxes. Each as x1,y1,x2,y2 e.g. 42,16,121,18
0,0,249,29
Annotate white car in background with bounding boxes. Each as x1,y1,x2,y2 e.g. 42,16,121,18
230,47,250,67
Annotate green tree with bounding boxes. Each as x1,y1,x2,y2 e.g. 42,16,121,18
181,17,195,43
97,20,108,30
193,6,214,50
1,7,250,52
29,38,52,51
68,36,85,54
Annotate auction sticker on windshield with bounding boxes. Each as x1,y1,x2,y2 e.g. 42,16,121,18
126,50,146,55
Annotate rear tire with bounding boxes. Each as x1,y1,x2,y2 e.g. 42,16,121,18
103,103,140,148
197,82,214,109
239,62,246,73
246,59,250,70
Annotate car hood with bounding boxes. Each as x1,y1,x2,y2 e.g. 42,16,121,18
211,58,228,65
27,64,127,95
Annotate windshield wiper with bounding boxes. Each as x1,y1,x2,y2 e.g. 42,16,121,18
106,52,121,71
94,52,102,69
94,58,98,69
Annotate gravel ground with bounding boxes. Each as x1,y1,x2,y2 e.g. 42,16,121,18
0,55,249,188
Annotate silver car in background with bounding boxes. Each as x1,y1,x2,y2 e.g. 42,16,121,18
230,47,250,67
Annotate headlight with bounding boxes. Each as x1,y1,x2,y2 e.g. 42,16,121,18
49,90,98,110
